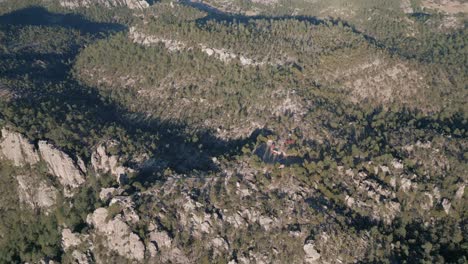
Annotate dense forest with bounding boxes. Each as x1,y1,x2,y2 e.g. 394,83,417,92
0,0,466,263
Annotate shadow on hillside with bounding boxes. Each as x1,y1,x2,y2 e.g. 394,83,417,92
0,6,125,33
305,194,380,232
181,0,387,50
0,6,261,183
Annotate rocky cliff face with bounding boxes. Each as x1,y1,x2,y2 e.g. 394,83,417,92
0,128,40,166
38,141,86,195
58,0,150,9
0,129,86,196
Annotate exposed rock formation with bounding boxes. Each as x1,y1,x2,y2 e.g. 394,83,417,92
62,229,87,250
338,167,401,224
422,0,468,14
0,129,86,196
91,142,133,184
59,0,149,10
400,0,414,13
455,184,465,200
250,0,279,5
99,187,120,202
304,243,321,264
129,27,270,66
149,229,172,249
62,229,92,264
87,207,145,261
442,198,451,214
0,128,40,166
16,174,57,211
109,196,140,224
38,141,85,194
70,251,90,264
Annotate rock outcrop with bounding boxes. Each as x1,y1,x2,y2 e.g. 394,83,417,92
16,174,57,211
59,0,149,10
338,167,401,224
87,207,145,261
62,229,92,264
400,0,414,13
0,129,86,196
304,243,321,264
62,229,87,250
149,230,172,249
0,128,40,166
91,142,133,184
38,141,85,195
129,27,270,67
99,187,121,202
455,184,465,200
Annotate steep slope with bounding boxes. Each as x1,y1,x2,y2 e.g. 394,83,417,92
0,1,466,263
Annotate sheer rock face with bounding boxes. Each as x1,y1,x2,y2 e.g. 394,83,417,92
16,174,57,211
86,208,145,261
38,141,85,194
59,0,149,9
0,128,40,166
0,129,85,196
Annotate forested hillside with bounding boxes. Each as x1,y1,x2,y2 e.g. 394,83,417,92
0,0,466,263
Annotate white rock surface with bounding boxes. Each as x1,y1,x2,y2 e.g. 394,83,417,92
345,195,355,207
99,187,117,202
149,230,172,249
129,27,270,67
38,141,85,194
16,174,57,210
391,160,404,170
91,143,132,183
304,243,321,264
59,0,149,9
400,0,414,13
87,208,145,261
62,229,86,250
442,198,451,214
455,184,465,200
109,196,140,224
258,216,274,231
71,250,90,264
421,192,434,211
211,236,229,256
0,128,39,166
